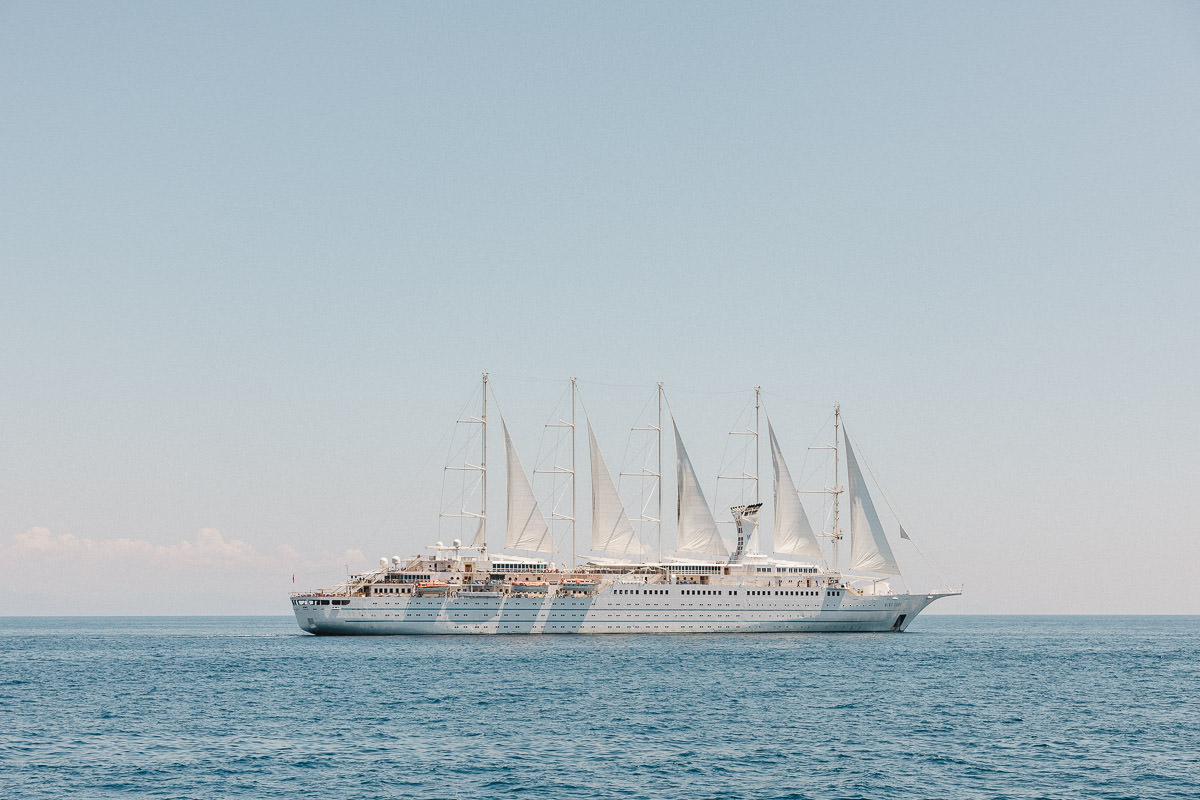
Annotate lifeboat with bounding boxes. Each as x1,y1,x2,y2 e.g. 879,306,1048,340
560,577,600,596
413,581,449,597
511,580,549,597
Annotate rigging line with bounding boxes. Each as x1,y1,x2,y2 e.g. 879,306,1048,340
579,378,753,396
898,531,953,592
669,386,756,396
438,385,481,459
759,389,836,408
760,399,828,568
575,383,596,422
840,414,953,591
437,388,486,544
532,382,571,468
662,390,677,420
713,394,755,513
363,380,479,558
582,385,654,559
795,410,836,489
618,388,657,473
494,381,568,556
488,372,572,384
839,416,906,527
534,393,571,555
577,378,659,389
486,382,507,421
579,383,649,486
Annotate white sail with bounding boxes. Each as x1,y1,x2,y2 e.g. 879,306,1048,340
844,428,899,575
767,421,824,561
673,421,727,559
587,420,644,558
502,418,557,553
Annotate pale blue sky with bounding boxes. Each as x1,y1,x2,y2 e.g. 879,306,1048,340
2,2,1197,613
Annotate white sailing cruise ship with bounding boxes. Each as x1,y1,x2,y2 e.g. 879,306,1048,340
291,374,959,634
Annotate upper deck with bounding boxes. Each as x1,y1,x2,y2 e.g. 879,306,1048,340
290,549,877,603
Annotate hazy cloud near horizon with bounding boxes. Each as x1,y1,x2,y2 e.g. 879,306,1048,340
1,528,365,615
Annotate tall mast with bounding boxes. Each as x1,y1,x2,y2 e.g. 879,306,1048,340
752,386,761,556
571,376,577,569
754,386,761,503
624,381,665,562
832,404,842,571
657,381,663,562
802,402,844,570
718,387,760,526
536,377,577,567
439,371,489,553
481,371,488,555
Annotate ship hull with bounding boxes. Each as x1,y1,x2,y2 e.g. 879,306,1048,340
292,589,951,635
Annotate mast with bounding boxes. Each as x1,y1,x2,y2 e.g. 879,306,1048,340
755,386,761,503
481,371,488,555
623,381,664,562
717,387,760,541
657,381,663,562
571,376,577,569
753,386,761,554
832,404,841,571
802,403,844,571
439,371,489,552
536,377,577,565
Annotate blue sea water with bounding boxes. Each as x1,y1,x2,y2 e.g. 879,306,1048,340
1,615,1197,800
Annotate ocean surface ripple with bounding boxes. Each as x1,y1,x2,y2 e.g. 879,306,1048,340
1,615,1197,799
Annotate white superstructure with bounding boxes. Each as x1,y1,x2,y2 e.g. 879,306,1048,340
291,375,959,635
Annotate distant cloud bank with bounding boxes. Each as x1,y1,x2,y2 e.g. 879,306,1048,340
0,527,365,615
8,526,262,566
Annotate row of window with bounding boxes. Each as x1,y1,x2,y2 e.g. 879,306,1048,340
376,573,431,584
748,590,826,597
612,587,844,598
613,588,734,596
756,567,819,574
